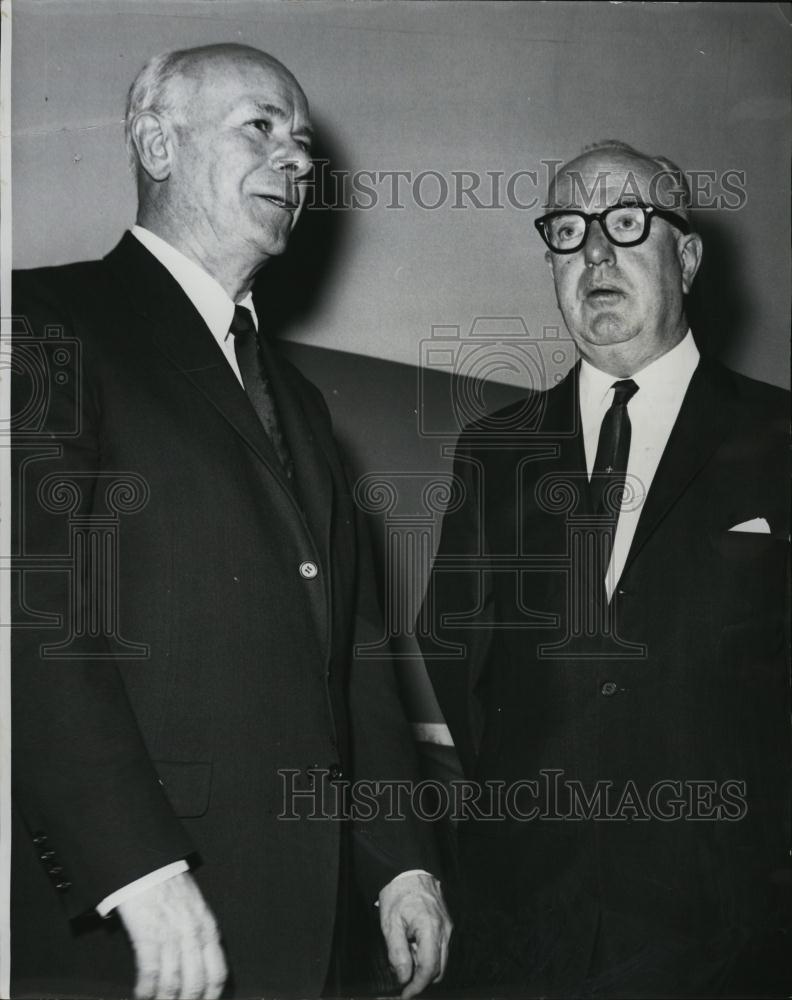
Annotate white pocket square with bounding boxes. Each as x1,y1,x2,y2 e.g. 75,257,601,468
728,517,771,534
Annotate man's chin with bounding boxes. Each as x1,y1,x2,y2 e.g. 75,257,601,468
264,239,290,258
577,314,637,346
254,227,293,260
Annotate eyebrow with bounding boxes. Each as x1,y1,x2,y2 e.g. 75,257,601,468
251,101,314,140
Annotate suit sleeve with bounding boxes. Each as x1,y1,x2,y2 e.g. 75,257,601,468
418,433,494,777
346,499,441,901
11,270,194,918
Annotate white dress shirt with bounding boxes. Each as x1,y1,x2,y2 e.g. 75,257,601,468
578,330,700,600
99,227,427,916
131,224,256,384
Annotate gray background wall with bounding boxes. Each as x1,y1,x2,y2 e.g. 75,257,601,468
12,0,792,389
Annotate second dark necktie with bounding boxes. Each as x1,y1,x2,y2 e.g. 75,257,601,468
590,378,639,515
229,305,295,481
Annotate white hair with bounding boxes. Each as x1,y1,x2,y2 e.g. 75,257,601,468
124,48,195,167
124,43,284,171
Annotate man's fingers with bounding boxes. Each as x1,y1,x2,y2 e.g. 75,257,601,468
400,929,440,1000
201,932,228,1000
383,921,414,986
434,921,451,983
131,938,160,1000
382,908,444,998
177,933,206,1000
154,936,181,1000
377,873,453,998
190,902,226,1000
118,872,228,1000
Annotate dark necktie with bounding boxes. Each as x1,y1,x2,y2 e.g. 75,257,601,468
229,305,295,481
590,378,639,515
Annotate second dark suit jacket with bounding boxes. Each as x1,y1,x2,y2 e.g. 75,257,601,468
423,359,791,993
11,233,434,998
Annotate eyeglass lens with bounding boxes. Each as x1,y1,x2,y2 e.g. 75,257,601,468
546,206,647,251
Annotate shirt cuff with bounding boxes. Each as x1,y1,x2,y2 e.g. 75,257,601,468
375,869,435,907
96,859,189,917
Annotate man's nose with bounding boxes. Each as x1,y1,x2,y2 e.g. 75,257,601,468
583,219,615,267
274,143,312,180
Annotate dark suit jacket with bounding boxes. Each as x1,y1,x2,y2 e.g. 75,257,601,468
422,360,791,993
11,233,433,998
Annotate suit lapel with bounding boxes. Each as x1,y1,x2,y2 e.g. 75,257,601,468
622,359,736,575
104,233,300,502
104,232,334,644
542,364,591,516
551,368,604,619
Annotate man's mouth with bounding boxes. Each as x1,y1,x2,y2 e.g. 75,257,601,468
258,194,300,213
585,286,624,304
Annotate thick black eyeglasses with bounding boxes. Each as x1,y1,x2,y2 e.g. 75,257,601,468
535,202,690,254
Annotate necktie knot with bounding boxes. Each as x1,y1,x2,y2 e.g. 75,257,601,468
229,304,256,341
611,378,639,407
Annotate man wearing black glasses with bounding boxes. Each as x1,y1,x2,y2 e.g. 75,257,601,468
423,141,790,996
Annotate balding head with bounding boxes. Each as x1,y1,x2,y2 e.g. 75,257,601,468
547,140,692,220
124,44,303,173
540,140,703,376
124,43,313,299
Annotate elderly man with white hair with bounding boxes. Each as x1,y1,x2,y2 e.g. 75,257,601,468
12,43,450,1000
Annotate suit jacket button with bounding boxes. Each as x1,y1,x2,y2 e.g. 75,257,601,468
32,833,47,846
328,763,343,780
299,561,318,580
55,881,72,892
600,681,618,697
48,866,64,877
40,850,56,861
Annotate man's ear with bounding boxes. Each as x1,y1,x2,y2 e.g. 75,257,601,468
130,112,174,182
678,232,703,295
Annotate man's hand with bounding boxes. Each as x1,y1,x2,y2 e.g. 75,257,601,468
378,872,453,999
116,871,227,1000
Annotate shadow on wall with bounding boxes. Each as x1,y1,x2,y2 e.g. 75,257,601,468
687,214,751,365
254,118,349,339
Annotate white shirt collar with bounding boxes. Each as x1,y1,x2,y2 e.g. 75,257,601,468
579,329,699,411
131,225,257,340
576,330,700,600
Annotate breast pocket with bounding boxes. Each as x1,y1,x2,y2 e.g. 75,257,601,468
715,529,781,562
154,761,213,818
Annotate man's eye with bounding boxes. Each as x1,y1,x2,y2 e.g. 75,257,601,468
554,222,579,242
295,139,312,154
251,118,271,134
